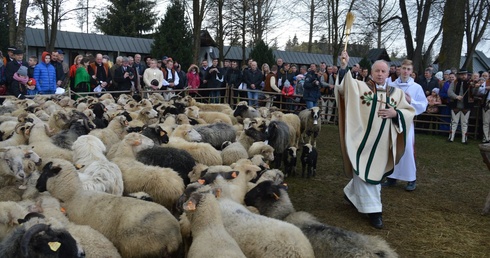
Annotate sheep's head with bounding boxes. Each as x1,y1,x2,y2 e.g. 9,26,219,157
155,126,169,144
19,223,81,257
123,133,154,154
124,100,139,112
233,104,248,117
287,147,297,158
185,106,199,119
0,147,28,180
140,107,158,120
244,180,288,207
261,144,275,161
270,111,284,121
22,146,42,166
174,124,202,142
176,114,190,125
231,161,261,182
310,107,321,124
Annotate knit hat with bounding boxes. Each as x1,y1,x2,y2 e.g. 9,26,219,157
444,69,451,75
17,66,28,77
432,88,440,94
435,71,443,81
27,78,36,86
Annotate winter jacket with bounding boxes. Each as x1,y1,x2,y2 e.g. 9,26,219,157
302,70,321,102
34,53,57,94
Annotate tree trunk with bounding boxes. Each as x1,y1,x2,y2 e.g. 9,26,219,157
438,0,465,71
14,0,29,49
217,0,224,63
399,0,414,59
192,0,204,65
308,0,314,53
7,0,16,46
241,1,247,63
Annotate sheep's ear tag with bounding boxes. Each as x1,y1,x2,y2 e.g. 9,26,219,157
197,179,206,185
160,131,166,137
215,188,222,198
231,171,238,178
133,140,142,146
74,164,84,170
272,192,280,200
60,207,66,215
186,200,196,211
48,241,61,252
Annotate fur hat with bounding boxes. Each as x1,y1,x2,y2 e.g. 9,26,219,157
17,66,28,77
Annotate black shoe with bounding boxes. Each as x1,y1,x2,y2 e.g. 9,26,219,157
381,178,397,187
368,213,383,229
343,194,355,207
405,180,416,191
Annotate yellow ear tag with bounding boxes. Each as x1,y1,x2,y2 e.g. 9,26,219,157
160,131,166,137
48,241,61,252
197,179,205,185
231,171,237,178
60,207,66,214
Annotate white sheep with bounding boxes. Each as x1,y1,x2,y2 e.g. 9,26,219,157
0,146,41,188
185,106,233,125
0,201,28,240
47,109,71,134
0,120,17,140
36,159,183,258
209,180,315,258
111,133,185,211
271,111,301,148
134,106,159,125
27,122,73,164
0,122,32,148
166,137,222,166
89,115,129,151
248,141,275,162
299,107,322,147
245,181,399,258
221,141,249,166
180,95,234,115
183,191,246,258
72,135,124,196
171,124,202,142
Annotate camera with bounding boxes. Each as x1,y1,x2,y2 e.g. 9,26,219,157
168,78,174,83
128,71,134,77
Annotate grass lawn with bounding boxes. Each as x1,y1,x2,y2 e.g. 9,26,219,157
287,125,490,257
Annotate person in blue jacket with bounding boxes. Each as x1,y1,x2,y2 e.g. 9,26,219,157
34,51,57,94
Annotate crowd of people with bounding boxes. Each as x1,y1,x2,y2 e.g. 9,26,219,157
1,46,490,139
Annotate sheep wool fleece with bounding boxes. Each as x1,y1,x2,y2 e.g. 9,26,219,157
335,72,415,184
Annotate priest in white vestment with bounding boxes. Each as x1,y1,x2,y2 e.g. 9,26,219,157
335,51,415,229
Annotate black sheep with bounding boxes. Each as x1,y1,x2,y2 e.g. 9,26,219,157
162,102,186,116
0,223,81,257
136,146,196,186
267,121,290,169
51,117,94,150
89,102,108,128
195,122,236,150
284,147,298,177
140,125,170,145
301,144,317,178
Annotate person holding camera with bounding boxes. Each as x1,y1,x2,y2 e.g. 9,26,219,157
303,63,322,108
162,58,180,101
114,56,136,94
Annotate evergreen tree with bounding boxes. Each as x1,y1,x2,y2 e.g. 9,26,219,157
285,37,293,51
249,39,275,68
151,0,193,69
359,57,372,72
94,0,157,37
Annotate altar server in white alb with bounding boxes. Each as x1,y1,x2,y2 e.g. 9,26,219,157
383,59,428,191
336,51,415,229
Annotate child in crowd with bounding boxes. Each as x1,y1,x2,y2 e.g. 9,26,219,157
426,87,442,114
281,80,295,111
28,56,37,78
26,78,38,96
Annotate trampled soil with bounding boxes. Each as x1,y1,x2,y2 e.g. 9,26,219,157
287,125,490,257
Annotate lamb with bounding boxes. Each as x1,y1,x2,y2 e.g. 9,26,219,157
136,146,196,186
171,124,203,142
88,102,108,128
301,144,318,178
72,135,124,195
195,122,236,149
36,159,183,258
111,133,185,211
248,141,275,162
140,124,170,145
183,191,246,258
27,122,73,164
166,137,223,166
89,115,129,151
221,141,249,166
245,181,399,258
299,107,322,147
192,180,315,258
257,107,271,119
271,111,301,148
47,109,71,134
284,146,298,177
185,106,233,125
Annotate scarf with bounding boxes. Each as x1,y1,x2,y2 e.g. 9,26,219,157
13,72,28,84
74,67,91,91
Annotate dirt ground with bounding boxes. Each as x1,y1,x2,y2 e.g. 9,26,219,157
287,125,490,257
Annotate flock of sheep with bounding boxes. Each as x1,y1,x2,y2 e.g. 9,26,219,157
0,93,399,258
